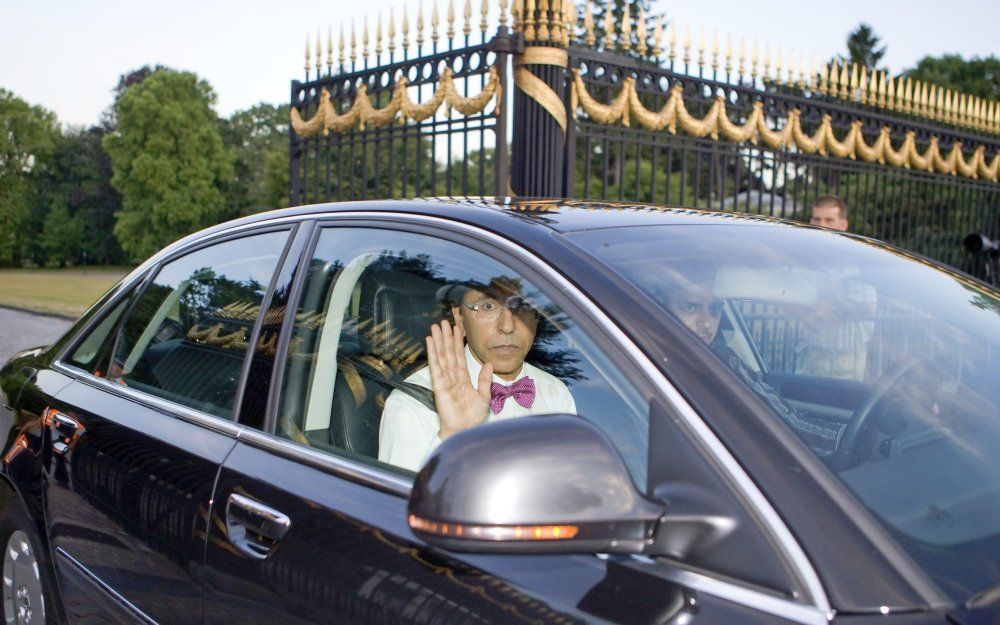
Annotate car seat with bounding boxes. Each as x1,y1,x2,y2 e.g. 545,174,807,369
324,269,444,458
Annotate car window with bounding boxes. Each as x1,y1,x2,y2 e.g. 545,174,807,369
276,227,651,484
108,231,289,419
65,295,136,375
572,224,1000,603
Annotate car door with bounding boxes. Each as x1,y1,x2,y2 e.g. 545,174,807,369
44,227,294,625
203,216,823,625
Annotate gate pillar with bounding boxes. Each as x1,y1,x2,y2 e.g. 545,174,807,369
510,6,569,197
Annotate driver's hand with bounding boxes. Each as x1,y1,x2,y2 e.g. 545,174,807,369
425,320,492,441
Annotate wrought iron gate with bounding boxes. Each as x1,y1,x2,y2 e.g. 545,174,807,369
289,1,1000,282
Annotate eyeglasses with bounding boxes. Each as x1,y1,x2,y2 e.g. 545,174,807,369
461,296,538,321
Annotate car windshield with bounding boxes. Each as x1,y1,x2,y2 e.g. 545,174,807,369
570,223,1000,604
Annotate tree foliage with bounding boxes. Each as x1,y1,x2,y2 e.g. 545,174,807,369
103,69,234,262
0,89,60,266
219,102,291,216
846,23,887,74
903,54,1000,100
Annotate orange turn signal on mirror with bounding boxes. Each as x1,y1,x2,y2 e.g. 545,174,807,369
409,515,578,541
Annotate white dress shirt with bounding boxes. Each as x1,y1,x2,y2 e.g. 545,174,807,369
378,345,576,472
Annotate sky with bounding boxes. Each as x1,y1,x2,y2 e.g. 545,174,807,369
1,0,997,128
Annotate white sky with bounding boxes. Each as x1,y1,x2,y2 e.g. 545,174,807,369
1,0,996,128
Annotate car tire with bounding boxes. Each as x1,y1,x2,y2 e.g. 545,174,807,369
0,498,56,625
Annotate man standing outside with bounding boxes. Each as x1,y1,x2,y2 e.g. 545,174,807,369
800,195,876,380
378,278,575,472
809,195,850,231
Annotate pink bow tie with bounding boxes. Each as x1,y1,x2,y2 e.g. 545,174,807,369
489,377,536,414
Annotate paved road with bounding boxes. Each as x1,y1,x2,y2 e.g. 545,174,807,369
0,307,73,366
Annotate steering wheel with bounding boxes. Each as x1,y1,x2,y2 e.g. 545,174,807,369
830,356,923,470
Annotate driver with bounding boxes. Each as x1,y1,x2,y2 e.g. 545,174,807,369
378,277,576,471
656,269,845,457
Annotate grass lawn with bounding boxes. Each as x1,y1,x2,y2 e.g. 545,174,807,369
0,267,133,318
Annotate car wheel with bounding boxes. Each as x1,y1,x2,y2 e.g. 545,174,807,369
1,505,51,625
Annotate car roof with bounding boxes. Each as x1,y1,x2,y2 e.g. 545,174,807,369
217,196,804,237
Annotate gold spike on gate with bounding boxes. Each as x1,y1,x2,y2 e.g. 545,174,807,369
697,27,705,72
304,32,311,74
774,48,783,85
724,33,733,76
550,0,563,44
637,9,648,56
653,16,663,57
537,0,550,42
858,66,868,104
327,26,334,72
376,13,384,57
524,0,536,41
682,26,691,68
339,23,346,67
621,4,632,52
315,29,322,73
603,6,614,51
447,0,456,41
849,63,859,101
350,20,358,63
416,0,425,48
565,0,574,46
750,39,759,82
402,4,411,51
499,0,508,28
512,0,522,31
388,9,397,55
480,0,488,36
668,21,677,63
362,17,370,59
431,0,440,46
838,62,849,99
584,0,595,46
738,38,746,82
710,31,719,73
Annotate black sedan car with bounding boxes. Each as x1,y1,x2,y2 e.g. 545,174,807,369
1,199,998,625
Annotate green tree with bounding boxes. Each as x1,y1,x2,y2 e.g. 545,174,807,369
846,23,887,74
103,70,234,262
219,102,290,216
40,201,85,266
41,126,124,265
0,89,60,266
903,54,1000,100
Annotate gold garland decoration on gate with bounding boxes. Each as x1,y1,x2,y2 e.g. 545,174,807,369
291,66,501,138
570,70,1000,183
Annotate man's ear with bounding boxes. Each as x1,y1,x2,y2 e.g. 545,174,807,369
451,305,464,332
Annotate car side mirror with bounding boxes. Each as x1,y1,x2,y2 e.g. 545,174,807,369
407,414,666,554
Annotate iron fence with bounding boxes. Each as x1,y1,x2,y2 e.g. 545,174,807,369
289,1,1000,283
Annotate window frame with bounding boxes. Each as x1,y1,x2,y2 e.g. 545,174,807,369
55,224,298,425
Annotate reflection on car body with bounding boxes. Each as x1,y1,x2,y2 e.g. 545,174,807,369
1,198,998,625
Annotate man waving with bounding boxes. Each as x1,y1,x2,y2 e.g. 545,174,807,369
378,278,576,472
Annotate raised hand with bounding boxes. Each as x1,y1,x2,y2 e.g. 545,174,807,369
426,319,493,440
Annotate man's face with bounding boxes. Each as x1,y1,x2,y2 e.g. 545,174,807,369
665,282,724,345
453,289,539,381
810,204,848,231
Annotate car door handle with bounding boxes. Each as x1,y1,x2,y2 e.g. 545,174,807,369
52,413,79,438
225,493,291,560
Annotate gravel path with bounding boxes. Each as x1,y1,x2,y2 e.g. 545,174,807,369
0,307,73,366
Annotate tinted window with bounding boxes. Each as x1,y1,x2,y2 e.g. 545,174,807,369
109,232,288,418
572,224,1000,603
66,296,134,374
276,228,650,484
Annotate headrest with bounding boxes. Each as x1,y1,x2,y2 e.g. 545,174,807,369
357,270,445,368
